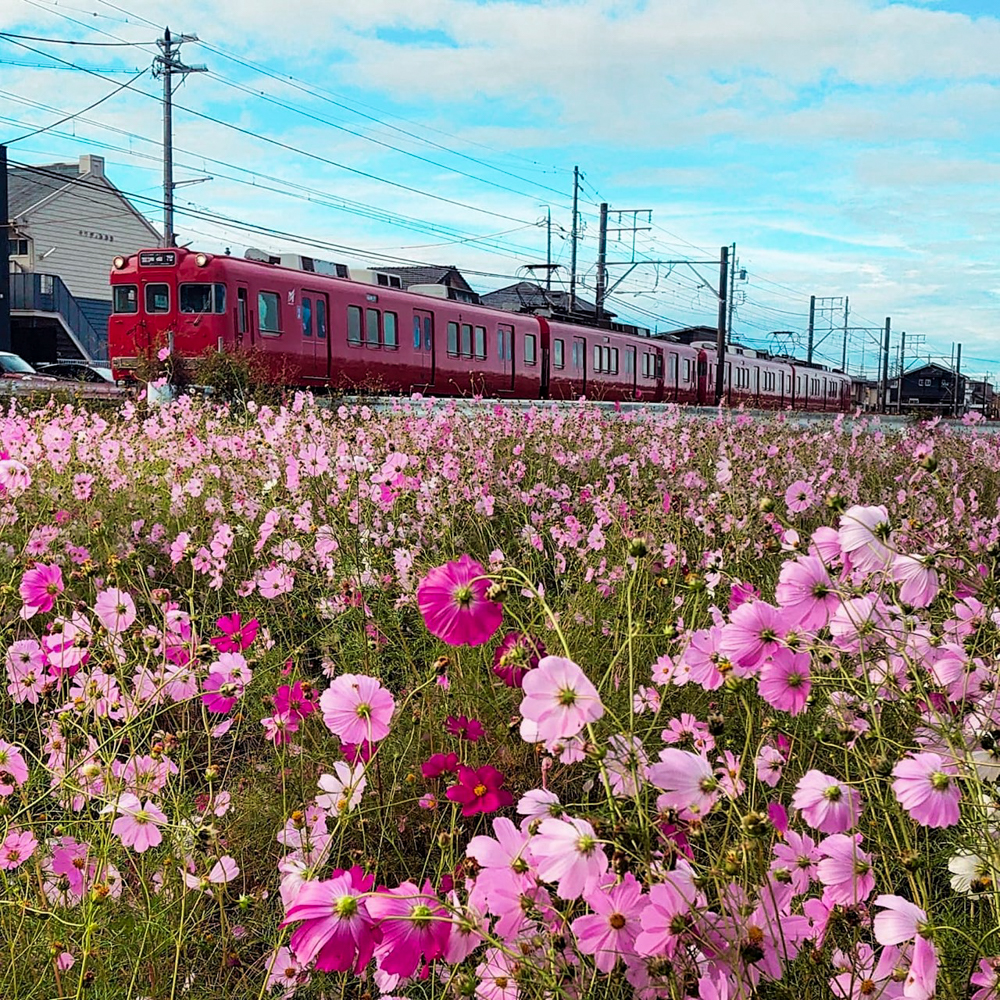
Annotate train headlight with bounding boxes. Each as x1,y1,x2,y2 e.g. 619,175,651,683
113,255,126,269
195,253,209,267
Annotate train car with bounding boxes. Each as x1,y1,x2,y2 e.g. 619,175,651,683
108,247,851,412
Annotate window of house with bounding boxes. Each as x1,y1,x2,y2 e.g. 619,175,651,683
257,291,281,332
474,325,486,359
524,334,537,365
384,312,398,349
113,284,138,314
180,283,226,314
347,305,363,344
447,322,459,356
146,283,171,314
316,298,327,339
8,239,29,257
302,296,313,337
366,308,381,346
553,338,564,368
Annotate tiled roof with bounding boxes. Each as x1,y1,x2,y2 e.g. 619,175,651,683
8,162,80,218
365,265,475,293
480,281,601,316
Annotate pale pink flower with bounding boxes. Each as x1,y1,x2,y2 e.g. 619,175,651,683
320,673,395,744
891,752,961,828
873,894,927,945
0,828,37,870
816,833,875,905
648,749,719,820
519,656,604,743
105,793,167,852
94,588,137,633
891,554,940,608
791,769,862,833
531,816,608,900
784,480,816,513
838,505,893,574
316,762,367,814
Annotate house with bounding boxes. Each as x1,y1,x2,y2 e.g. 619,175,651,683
480,281,603,318
363,264,480,303
889,363,966,415
967,379,997,418
7,154,160,363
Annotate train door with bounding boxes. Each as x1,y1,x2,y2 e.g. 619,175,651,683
414,308,435,387
668,352,679,402
498,323,515,392
309,291,331,382
573,336,587,395
300,293,317,379
651,347,665,402
236,285,250,347
697,350,709,404
626,346,637,399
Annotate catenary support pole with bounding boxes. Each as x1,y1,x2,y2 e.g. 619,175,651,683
595,202,608,321
807,295,816,364
881,317,891,413
568,165,579,314
714,245,729,406
0,144,11,352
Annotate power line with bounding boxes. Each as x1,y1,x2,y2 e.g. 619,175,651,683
0,30,153,45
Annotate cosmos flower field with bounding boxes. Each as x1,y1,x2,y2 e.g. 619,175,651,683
2,392,1000,999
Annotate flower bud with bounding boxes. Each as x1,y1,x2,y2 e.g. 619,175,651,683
918,455,938,472
759,497,776,513
627,537,648,558
204,765,220,783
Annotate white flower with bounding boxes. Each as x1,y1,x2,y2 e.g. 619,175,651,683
315,762,366,814
948,851,992,894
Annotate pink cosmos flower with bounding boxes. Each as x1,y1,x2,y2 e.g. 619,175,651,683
906,935,939,1000
421,752,459,779
891,752,961,828
838,505,893,574
317,762,367,814
282,866,379,973
0,741,29,795
791,769,862,833
891,554,940,608
757,648,812,715
106,793,167,852
572,873,649,972
633,860,705,959
492,631,546,687
873,894,927,945
273,680,316,722
466,816,533,883
517,788,562,821
477,947,519,1000
320,673,395,744
265,945,311,998
971,957,1000,1000
416,555,502,646
816,833,875,905
19,563,64,619
774,555,840,630
261,711,300,746
648,749,720,820
93,588,137,633
445,714,484,742
718,600,786,670
210,612,260,653
519,656,604,743
202,672,245,714
755,745,785,788
771,829,818,895
0,828,37,870
446,765,513,817
785,479,816,513
367,880,450,977
531,816,608,900
678,626,727,690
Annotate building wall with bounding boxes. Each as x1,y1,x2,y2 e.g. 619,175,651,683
14,172,158,300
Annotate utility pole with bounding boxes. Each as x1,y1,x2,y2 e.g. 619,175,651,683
595,202,608,322
714,245,729,406
805,295,816,364
896,330,906,414
727,242,737,338
0,145,10,352
880,317,891,414
545,206,552,292
841,296,849,372
568,165,579,314
955,343,963,415
153,27,206,248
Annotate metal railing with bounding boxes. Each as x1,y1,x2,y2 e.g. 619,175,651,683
9,271,106,361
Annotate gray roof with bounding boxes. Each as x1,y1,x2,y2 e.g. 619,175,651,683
480,281,605,317
364,264,475,293
8,162,81,218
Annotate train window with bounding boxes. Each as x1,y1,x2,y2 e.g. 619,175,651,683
366,308,381,346
655,354,663,378
413,316,422,349
302,296,313,337
424,317,433,351
448,322,459,356
524,334,537,365
347,305,362,345
384,312,398,349
316,298,327,339
460,324,473,358
474,326,486,359
611,348,619,374
553,338,564,368
497,329,505,360
145,283,170,314
669,354,678,381
625,348,635,375
113,284,138,314
594,344,602,372
258,291,281,333
683,358,691,382
572,341,580,369
180,283,226,314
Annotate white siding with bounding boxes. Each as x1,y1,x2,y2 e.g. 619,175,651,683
15,174,159,300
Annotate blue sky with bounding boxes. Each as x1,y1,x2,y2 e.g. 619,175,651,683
3,0,999,380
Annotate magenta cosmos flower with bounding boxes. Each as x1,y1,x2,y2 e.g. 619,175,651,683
283,866,379,973
320,673,395,744
0,740,30,795
19,563,63,619
210,612,259,653
0,828,37,870
791,770,862,833
571,873,649,972
106,793,168,852
891,752,961,828
416,555,502,646
492,632,546,687
757,649,812,715
774,555,840,630
519,656,604,743
446,765,513,817
367,880,450,977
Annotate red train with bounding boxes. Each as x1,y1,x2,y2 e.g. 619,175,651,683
108,248,852,410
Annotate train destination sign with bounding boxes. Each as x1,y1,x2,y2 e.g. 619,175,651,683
139,251,177,267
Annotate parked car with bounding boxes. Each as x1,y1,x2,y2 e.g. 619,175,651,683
0,352,57,382
36,362,115,384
